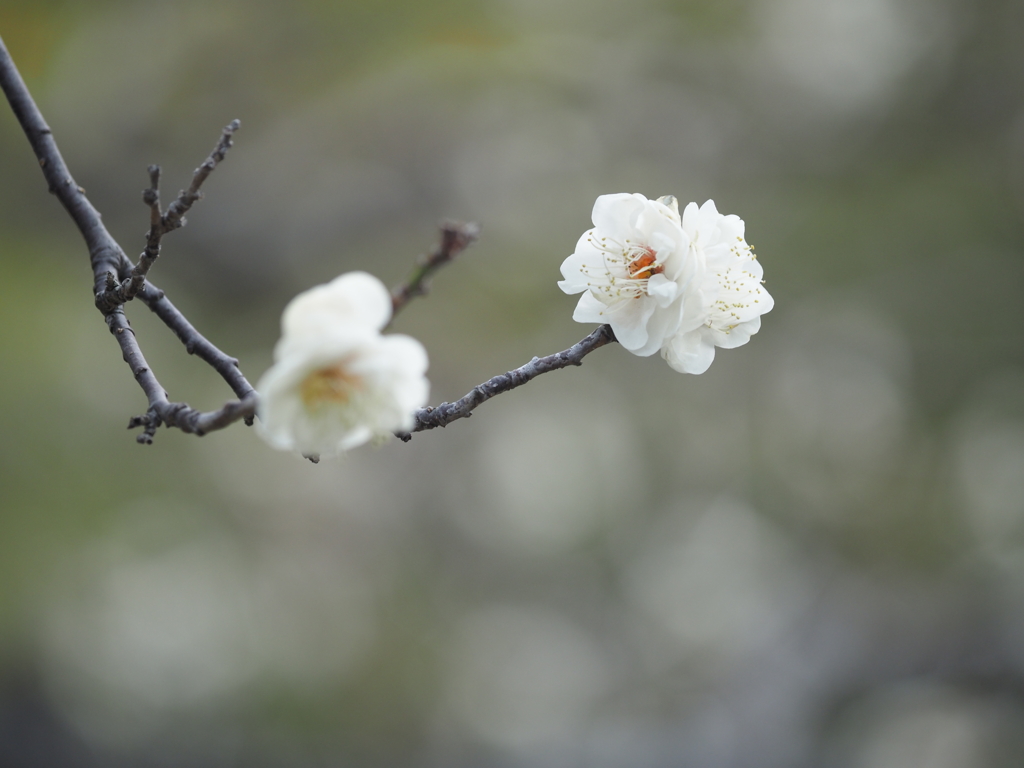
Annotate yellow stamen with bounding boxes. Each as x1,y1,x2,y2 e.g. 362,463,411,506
300,364,362,410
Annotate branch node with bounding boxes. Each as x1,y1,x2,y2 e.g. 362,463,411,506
129,410,161,444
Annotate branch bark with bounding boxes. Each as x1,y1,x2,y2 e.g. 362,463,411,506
397,324,617,440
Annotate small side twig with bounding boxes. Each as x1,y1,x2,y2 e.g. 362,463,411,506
96,120,240,312
389,221,479,324
397,324,617,440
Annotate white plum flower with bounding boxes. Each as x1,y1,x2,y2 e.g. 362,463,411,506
559,194,773,374
660,200,774,374
256,272,429,457
558,193,698,356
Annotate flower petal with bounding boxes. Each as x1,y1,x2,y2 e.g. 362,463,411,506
647,273,678,307
282,271,392,339
591,193,645,241
661,330,716,374
572,290,611,324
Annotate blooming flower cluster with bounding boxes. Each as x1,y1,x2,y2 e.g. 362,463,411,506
558,193,773,374
256,272,429,457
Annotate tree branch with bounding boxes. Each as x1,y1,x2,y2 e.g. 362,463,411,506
389,221,479,324
1,33,254,442
397,324,617,440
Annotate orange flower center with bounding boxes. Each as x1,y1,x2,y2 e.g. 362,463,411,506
627,246,663,280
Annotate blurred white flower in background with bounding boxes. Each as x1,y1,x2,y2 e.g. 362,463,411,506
257,271,429,457
559,194,772,373
625,498,812,664
443,604,612,749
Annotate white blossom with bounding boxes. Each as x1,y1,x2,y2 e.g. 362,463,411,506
558,193,698,356
660,200,774,374
559,194,773,374
256,272,429,457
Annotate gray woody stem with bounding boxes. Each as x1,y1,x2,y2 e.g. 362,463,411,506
0,34,256,442
389,221,479,324
397,324,617,441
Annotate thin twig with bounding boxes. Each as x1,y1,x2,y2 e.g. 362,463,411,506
96,120,240,311
397,324,617,440
389,221,479,324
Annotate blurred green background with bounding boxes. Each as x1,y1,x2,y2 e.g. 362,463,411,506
2,0,1024,765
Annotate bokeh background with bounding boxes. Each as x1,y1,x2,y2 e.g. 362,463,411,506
2,0,1024,765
